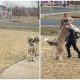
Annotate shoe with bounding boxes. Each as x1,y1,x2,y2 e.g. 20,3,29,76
67,55,71,58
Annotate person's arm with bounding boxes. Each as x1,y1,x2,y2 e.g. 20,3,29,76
69,24,80,32
74,27,80,32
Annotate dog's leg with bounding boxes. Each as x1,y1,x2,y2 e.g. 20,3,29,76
31,47,35,61
58,46,64,60
27,48,30,61
54,45,64,60
31,54,35,61
34,46,37,56
54,52,63,60
54,48,60,60
33,44,39,56
27,47,34,62
35,46,39,56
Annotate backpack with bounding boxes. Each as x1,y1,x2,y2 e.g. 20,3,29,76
75,32,80,39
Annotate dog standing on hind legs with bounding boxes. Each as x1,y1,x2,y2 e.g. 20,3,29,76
45,17,80,60
27,37,39,61
45,19,70,60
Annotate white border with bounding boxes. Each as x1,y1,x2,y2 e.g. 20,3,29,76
2,0,80,1
39,1,41,80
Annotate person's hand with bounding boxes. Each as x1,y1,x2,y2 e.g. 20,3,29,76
65,25,70,28
74,28,80,32
78,30,80,33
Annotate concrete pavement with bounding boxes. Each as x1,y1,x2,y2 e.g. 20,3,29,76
0,57,39,79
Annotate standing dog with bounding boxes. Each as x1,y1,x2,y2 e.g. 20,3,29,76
45,17,80,60
45,18,70,60
27,37,39,61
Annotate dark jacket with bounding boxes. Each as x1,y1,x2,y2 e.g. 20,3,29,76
66,28,78,43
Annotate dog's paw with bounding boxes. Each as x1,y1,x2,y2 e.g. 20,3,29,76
34,53,39,56
59,56,64,60
27,58,35,62
54,55,64,60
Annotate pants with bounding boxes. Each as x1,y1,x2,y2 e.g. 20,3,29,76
66,39,80,58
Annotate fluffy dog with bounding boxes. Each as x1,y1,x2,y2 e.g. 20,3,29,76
45,19,70,60
55,23,69,60
27,36,39,61
45,17,80,60
45,26,69,60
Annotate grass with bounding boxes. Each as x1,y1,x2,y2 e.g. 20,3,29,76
20,17,38,24
0,26,39,32
41,8,80,78
41,26,59,36
41,25,80,36
41,34,80,79
42,12,80,19
0,27,39,73
9,16,38,24
41,25,80,78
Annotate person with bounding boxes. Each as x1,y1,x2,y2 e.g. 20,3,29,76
65,17,80,58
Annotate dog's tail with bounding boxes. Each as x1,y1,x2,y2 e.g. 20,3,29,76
45,38,57,46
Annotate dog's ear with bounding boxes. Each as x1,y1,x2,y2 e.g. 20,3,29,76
28,37,34,43
34,37,39,42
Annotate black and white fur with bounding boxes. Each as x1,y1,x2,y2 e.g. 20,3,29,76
27,37,39,61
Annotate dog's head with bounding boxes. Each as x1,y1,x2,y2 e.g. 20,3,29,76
61,19,68,25
28,36,34,44
33,37,39,43
28,37,39,44
61,17,73,26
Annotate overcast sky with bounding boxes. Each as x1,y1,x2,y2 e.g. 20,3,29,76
0,1,38,8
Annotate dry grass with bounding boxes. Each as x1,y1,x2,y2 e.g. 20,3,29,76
42,12,80,19
10,16,38,24
41,26,59,36
41,35,80,79
19,17,38,23
0,28,39,72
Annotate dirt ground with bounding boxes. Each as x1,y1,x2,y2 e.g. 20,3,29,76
0,28,39,73
41,35,80,79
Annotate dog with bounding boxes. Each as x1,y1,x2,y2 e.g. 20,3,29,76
46,18,80,60
27,36,39,61
45,19,71,60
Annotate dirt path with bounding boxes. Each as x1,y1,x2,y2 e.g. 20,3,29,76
41,35,80,79
0,57,39,79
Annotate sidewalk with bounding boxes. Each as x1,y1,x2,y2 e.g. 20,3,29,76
0,57,39,79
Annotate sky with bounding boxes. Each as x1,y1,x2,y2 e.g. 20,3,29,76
0,1,38,8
